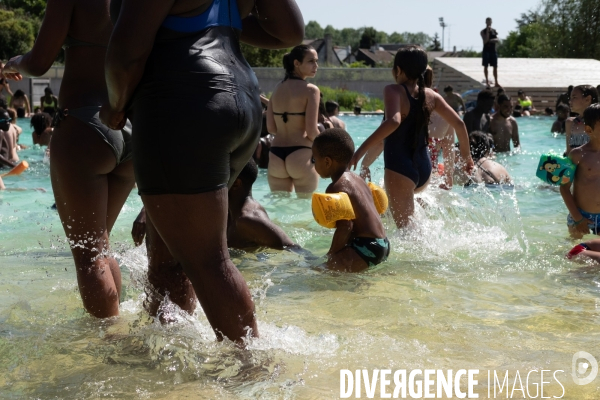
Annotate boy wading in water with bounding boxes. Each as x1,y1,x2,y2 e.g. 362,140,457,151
312,128,390,272
561,104,600,238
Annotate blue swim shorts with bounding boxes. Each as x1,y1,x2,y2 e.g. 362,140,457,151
567,209,600,234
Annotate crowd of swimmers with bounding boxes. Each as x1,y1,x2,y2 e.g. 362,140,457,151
0,0,600,346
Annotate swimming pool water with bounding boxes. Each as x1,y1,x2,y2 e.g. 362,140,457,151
1,116,599,398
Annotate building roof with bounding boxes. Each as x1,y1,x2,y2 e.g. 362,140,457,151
434,57,600,88
356,48,395,65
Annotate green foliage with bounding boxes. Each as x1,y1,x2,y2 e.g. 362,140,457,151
1,0,47,17
429,33,441,51
319,86,384,111
303,20,432,52
499,1,600,59
0,9,38,60
240,43,288,68
305,20,324,40
346,60,367,68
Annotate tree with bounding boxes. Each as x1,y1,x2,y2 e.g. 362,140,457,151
388,32,405,44
429,33,441,51
304,20,323,40
240,43,288,68
1,0,47,17
359,27,378,49
402,32,432,47
0,9,38,60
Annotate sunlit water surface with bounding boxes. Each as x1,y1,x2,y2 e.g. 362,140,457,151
1,115,600,399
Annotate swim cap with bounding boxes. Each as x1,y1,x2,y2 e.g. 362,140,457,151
311,192,356,229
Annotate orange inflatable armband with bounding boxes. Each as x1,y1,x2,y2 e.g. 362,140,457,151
0,160,29,177
368,182,388,214
312,192,356,229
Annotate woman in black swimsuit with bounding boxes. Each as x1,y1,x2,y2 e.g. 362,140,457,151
2,0,136,318
101,0,303,344
267,45,321,194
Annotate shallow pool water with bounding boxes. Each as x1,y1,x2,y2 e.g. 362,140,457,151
1,116,600,399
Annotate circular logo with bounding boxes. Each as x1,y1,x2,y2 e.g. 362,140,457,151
572,351,598,385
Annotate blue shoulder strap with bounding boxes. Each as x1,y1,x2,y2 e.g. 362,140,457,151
162,0,242,33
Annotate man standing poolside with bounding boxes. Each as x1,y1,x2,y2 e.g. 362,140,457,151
481,17,499,87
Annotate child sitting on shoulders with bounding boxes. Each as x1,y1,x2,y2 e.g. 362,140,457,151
312,128,390,272
561,103,600,238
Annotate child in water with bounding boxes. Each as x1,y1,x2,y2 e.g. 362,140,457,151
560,104,600,238
312,128,390,272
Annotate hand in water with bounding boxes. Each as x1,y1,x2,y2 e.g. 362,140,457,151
464,158,475,175
100,103,126,130
574,219,592,236
1,57,24,81
131,208,147,247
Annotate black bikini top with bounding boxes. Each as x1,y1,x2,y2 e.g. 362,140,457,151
273,75,307,123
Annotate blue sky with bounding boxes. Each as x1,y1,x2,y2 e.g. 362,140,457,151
296,0,542,50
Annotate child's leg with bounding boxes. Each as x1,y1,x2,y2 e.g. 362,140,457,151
385,169,417,228
326,247,369,272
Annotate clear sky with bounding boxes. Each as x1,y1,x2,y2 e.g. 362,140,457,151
296,0,542,50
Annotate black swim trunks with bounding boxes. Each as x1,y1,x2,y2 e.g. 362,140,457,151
127,0,262,195
349,237,390,267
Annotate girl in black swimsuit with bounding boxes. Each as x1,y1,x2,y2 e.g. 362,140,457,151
267,44,321,193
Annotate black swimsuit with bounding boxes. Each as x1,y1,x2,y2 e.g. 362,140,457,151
383,84,431,188
121,0,262,194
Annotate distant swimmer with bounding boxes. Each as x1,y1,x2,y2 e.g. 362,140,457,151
463,89,494,134
9,90,31,118
566,85,598,153
2,0,136,319
556,85,573,112
0,109,18,168
442,86,466,113
453,131,512,186
481,17,500,87
517,90,536,116
552,103,569,134
312,129,390,272
489,94,520,152
40,87,59,117
325,100,346,129
267,45,321,194
30,112,53,147
561,104,600,238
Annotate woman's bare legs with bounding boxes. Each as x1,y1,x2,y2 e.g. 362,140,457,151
51,117,135,318
142,188,258,344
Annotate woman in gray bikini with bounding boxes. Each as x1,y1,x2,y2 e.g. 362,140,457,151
2,0,135,318
267,45,321,194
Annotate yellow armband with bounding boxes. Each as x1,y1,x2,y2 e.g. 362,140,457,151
368,182,388,214
311,192,356,229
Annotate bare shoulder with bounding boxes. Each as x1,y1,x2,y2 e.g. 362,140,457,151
306,83,320,95
569,146,585,164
